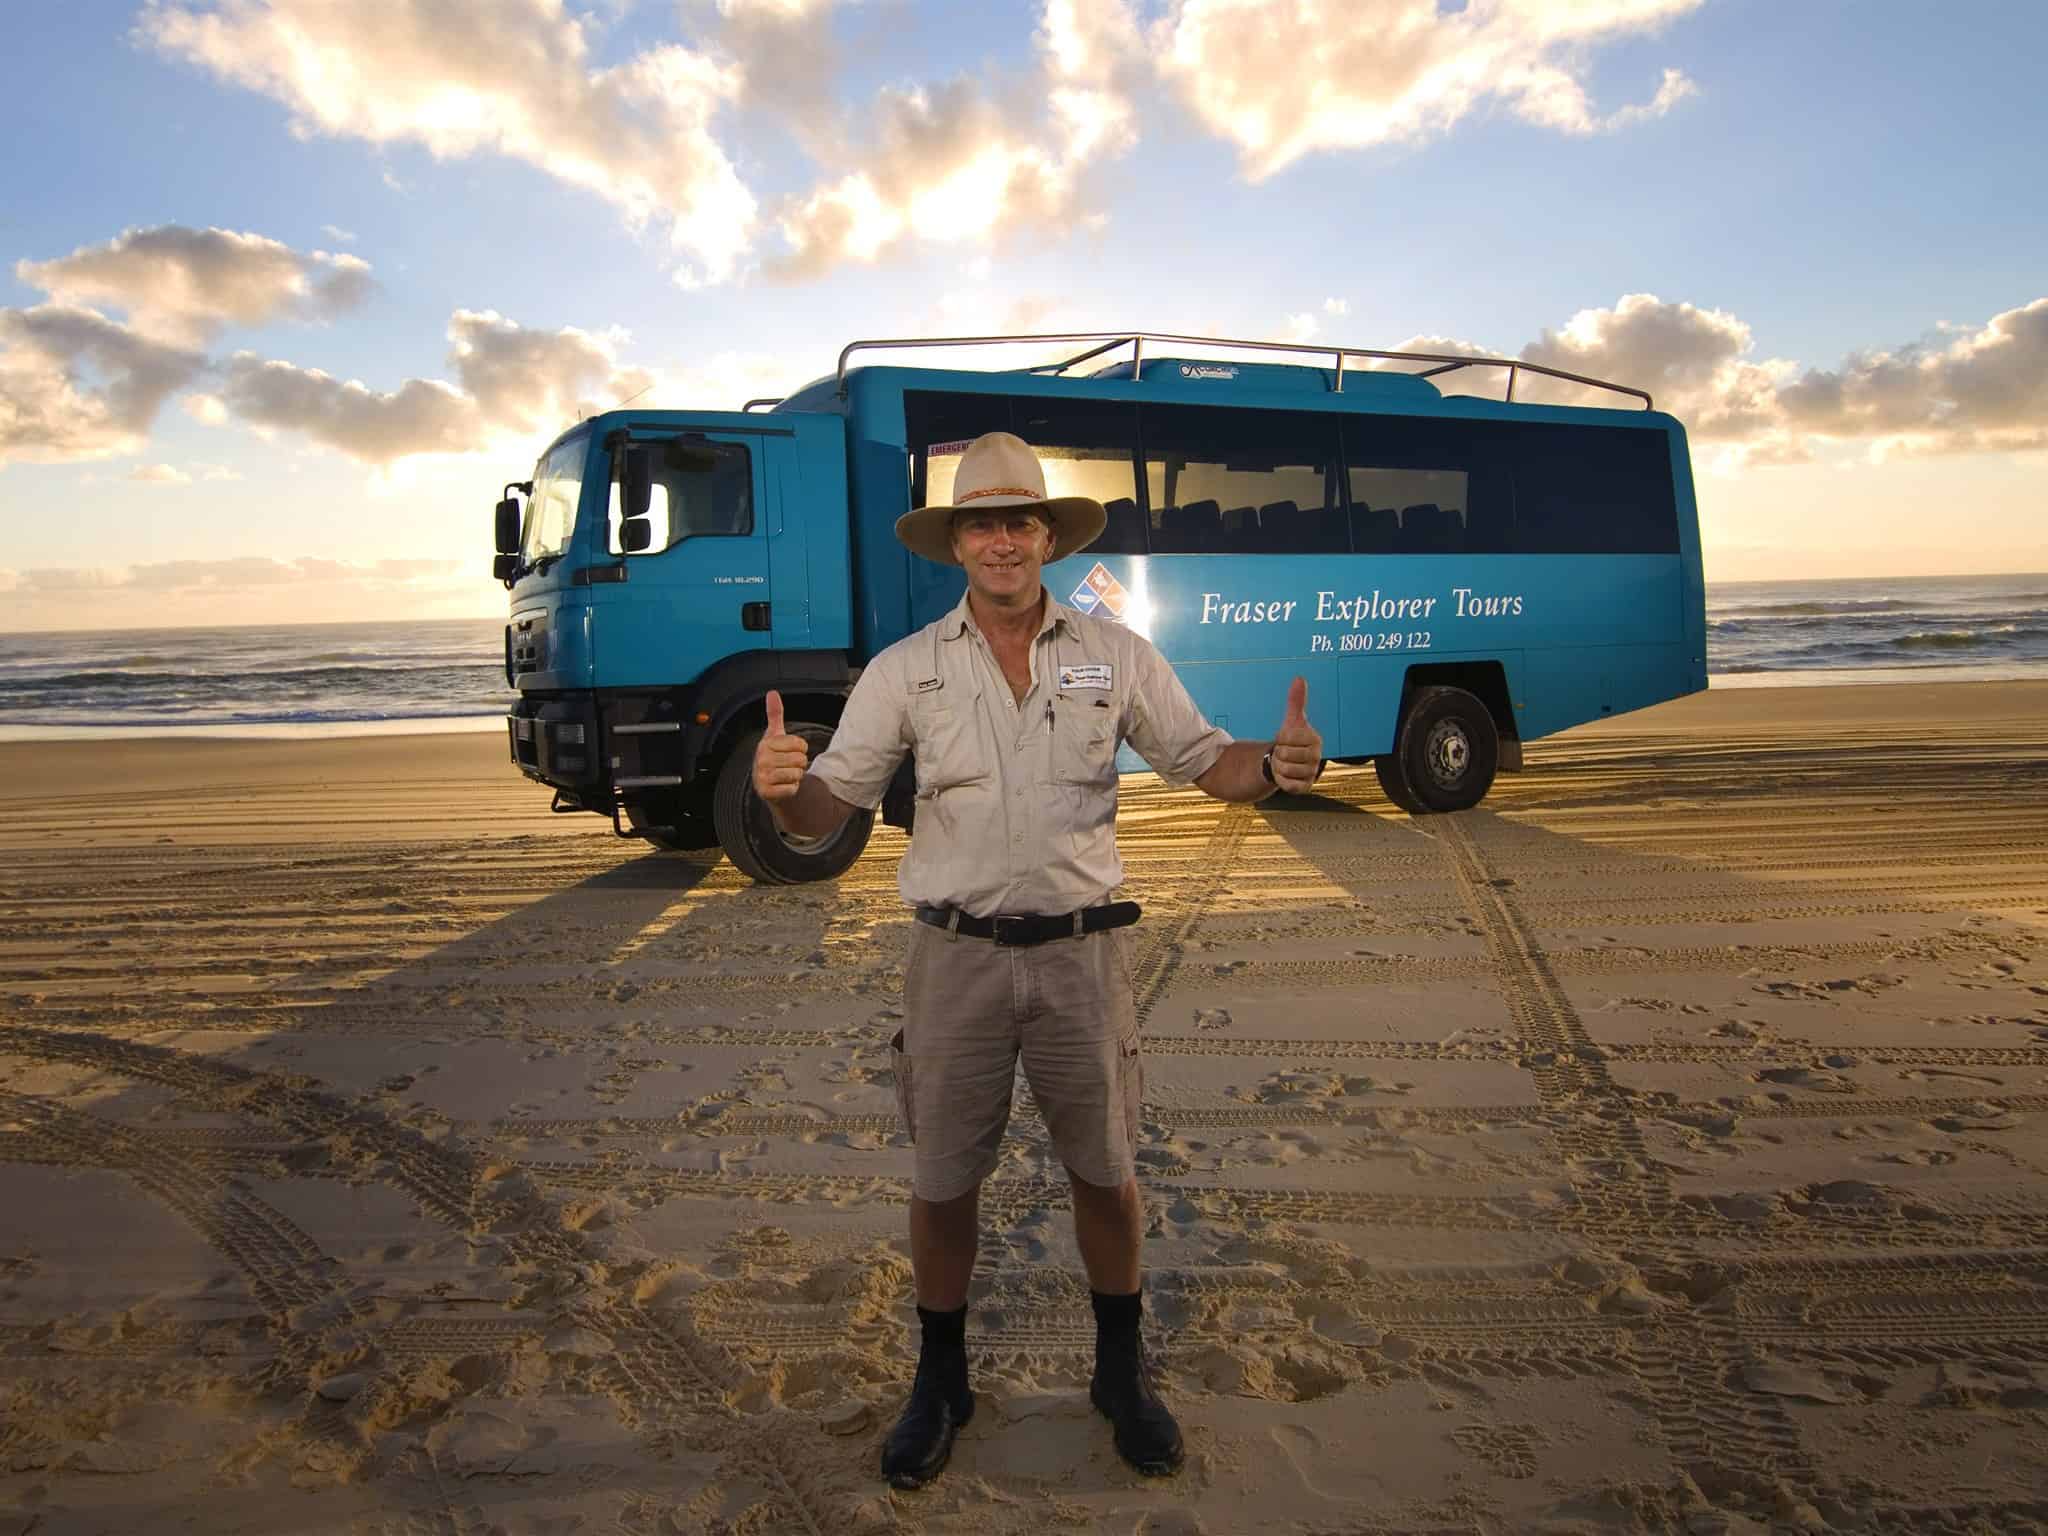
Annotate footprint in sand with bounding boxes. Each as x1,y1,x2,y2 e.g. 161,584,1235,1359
1754,1065,1857,1094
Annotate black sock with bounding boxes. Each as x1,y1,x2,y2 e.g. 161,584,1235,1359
1091,1288,1142,1346
917,1302,968,1353
915,1303,969,1406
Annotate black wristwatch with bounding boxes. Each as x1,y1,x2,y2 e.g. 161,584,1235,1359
1262,750,1325,787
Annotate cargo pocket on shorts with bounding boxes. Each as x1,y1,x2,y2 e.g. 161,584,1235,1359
890,1027,917,1143
1107,925,1138,993
1116,1031,1143,1149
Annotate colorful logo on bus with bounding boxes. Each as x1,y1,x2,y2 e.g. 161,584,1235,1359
1069,562,1129,622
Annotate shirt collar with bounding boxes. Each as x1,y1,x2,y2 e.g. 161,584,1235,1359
941,588,1078,642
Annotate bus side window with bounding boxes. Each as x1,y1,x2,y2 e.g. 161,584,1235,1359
1140,404,1343,556
1342,416,1513,556
1512,424,1678,554
1013,397,1145,555
906,391,1148,555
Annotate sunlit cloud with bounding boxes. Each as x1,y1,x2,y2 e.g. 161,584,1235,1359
0,304,207,465
1150,0,1704,179
1404,292,2048,467
1778,298,2048,458
139,0,756,285
769,0,1143,275
215,307,663,464
17,224,373,345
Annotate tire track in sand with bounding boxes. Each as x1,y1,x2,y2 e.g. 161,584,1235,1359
1434,814,1817,1487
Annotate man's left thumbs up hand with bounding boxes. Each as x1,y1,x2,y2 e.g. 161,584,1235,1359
1269,675,1324,794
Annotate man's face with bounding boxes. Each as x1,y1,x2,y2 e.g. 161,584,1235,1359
950,508,1053,605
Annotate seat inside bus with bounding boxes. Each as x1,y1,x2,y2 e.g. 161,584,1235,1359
1399,503,1464,553
1158,499,1223,552
1350,503,1399,551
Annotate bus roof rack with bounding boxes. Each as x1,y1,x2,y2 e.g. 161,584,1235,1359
741,397,783,412
834,331,1652,409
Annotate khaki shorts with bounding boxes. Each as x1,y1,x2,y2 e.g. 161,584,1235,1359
890,920,1143,1203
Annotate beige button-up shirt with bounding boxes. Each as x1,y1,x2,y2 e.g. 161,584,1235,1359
807,591,1232,916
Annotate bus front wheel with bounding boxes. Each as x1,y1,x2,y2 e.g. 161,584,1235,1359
1375,685,1500,814
713,722,873,883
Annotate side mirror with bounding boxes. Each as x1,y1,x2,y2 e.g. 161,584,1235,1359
493,553,519,582
494,496,521,554
621,516,655,554
620,445,653,520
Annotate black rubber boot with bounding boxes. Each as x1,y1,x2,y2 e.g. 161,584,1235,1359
1089,1289,1184,1476
881,1304,974,1490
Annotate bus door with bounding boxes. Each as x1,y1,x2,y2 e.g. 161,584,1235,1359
593,421,777,689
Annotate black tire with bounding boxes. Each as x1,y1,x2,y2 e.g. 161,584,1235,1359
1377,685,1499,813
712,721,873,883
622,793,715,852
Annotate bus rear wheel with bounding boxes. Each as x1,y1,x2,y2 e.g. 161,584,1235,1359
1375,685,1500,814
713,721,873,883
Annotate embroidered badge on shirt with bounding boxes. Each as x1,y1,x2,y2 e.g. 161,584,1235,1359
1059,664,1113,690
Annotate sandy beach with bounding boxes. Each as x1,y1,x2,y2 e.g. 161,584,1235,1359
3,680,2047,1535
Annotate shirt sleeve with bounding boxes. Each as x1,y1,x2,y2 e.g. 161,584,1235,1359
805,645,912,810
1122,634,1232,788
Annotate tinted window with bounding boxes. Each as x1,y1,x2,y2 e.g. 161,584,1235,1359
905,392,1146,555
1141,405,1344,555
1341,416,1515,556
1510,423,1678,554
1012,398,1145,554
608,437,752,555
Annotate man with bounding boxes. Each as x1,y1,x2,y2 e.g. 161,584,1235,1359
751,430,1324,1488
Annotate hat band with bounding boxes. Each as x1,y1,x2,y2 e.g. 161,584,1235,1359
957,485,1043,504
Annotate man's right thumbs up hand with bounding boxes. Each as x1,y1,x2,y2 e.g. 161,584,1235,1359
753,690,811,801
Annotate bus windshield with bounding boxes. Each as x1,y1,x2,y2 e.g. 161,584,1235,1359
522,438,586,564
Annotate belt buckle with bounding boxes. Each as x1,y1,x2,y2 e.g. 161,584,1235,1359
991,914,1028,947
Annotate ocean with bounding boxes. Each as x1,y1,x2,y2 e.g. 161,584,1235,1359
1,573,2043,738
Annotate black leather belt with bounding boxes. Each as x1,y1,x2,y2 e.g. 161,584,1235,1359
915,901,1141,947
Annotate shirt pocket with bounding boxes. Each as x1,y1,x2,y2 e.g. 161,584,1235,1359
912,701,987,798
1049,695,1119,787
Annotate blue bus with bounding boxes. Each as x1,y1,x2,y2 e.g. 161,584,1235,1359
496,332,1705,882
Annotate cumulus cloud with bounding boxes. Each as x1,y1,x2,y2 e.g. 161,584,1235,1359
215,308,657,464
17,225,372,344
769,0,1143,276
219,355,483,462
1150,0,1704,179
183,392,230,425
0,305,208,464
139,0,755,285
712,0,841,133
1776,299,2048,457
448,309,654,435
128,462,192,484
1517,292,1788,434
1416,292,2048,466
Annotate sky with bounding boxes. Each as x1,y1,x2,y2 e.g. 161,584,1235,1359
2,0,2044,633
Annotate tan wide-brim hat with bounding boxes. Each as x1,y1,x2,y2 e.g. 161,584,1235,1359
895,430,1106,567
